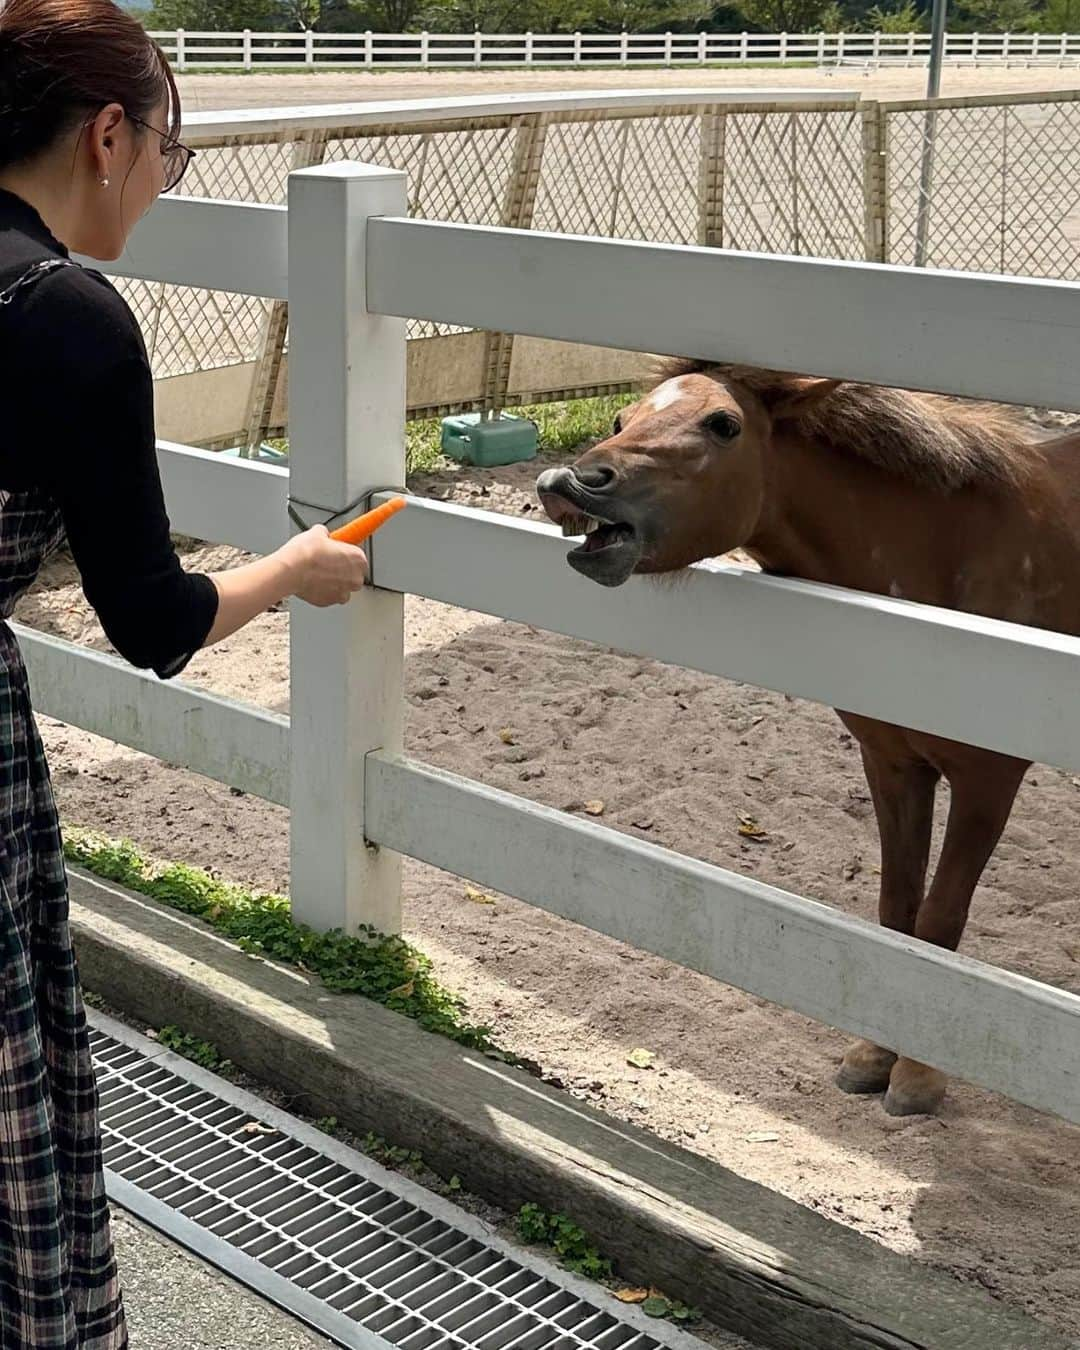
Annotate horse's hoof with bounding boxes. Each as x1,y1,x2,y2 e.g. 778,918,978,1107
837,1068,889,1095
882,1059,946,1117
836,1041,896,1095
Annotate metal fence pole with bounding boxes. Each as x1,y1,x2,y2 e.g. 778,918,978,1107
914,0,947,266
287,162,407,935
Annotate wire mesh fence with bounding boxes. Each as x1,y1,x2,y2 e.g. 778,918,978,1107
120,91,1080,447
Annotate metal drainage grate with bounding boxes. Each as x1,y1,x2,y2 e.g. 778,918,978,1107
90,1012,706,1350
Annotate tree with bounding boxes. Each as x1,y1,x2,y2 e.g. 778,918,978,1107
951,0,1038,28
149,0,278,26
866,0,924,29
738,0,835,29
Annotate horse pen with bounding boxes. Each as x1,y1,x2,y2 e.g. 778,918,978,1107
26,87,1080,1349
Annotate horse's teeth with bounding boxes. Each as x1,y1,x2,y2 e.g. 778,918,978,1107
584,517,601,534
561,519,580,537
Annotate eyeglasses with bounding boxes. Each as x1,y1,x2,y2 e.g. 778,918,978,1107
127,115,196,194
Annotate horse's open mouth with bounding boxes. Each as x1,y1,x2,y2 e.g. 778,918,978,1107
558,512,637,559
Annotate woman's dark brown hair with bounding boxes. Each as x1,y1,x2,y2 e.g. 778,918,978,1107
0,0,179,171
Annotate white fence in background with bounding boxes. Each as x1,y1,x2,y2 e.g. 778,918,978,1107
150,28,1080,72
35,162,1080,1128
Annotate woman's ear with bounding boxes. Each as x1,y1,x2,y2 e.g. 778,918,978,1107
84,103,126,186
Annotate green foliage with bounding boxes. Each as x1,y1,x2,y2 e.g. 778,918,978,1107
157,1025,229,1070
149,0,279,27
364,1131,426,1171
1044,0,1080,29
404,393,634,474
737,0,836,31
516,1204,614,1280
866,0,922,30
65,828,503,1057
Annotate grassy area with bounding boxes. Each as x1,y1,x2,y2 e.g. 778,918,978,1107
65,827,512,1060
268,393,631,476
407,393,634,473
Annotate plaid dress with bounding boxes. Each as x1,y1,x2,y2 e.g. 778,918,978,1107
0,265,127,1347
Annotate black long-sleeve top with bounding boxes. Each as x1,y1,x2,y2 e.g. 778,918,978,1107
0,188,219,679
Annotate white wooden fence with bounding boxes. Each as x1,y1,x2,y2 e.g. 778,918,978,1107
35,162,1080,1127
150,28,1080,72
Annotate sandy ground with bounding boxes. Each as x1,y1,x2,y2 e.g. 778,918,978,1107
19,436,1080,1341
176,62,1080,116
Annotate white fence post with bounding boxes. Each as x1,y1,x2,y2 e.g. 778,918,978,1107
573,30,582,64
474,28,482,65
1061,31,1069,62
872,29,880,60
698,30,708,63
243,29,252,70
525,30,534,63
838,30,847,60
176,28,186,73
287,163,407,936
365,30,374,67
817,30,826,62
740,30,749,61
620,30,629,65
908,29,916,61
780,30,788,62
420,31,430,66
664,31,673,65
972,30,981,60
1002,30,1011,61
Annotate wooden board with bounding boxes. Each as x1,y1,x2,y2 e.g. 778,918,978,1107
366,753,1080,1125
367,217,1080,410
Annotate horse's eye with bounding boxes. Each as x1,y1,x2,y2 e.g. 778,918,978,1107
704,411,741,441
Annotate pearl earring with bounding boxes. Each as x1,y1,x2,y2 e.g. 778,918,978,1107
100,177,110,189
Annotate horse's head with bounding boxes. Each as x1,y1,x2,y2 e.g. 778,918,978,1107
537,366,840,587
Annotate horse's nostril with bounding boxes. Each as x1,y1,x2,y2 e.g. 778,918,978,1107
575,463,616,491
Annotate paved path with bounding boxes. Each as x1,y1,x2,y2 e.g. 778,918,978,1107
113,1208,333,1350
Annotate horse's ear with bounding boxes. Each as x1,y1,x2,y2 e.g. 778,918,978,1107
766,378,844,422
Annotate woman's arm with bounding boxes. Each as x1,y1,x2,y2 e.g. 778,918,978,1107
204,525,369,647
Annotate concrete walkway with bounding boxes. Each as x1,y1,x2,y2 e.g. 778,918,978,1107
113,1208,333,1349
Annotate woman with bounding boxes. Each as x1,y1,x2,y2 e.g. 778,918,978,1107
0,3,369,1345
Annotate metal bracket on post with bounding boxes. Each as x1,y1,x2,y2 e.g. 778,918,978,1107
287,485,408,586
286,161,408,938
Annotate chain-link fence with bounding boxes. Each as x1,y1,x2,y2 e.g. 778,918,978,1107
128,90,1080,449
879,91,1080,277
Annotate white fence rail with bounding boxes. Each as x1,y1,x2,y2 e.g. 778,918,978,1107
36,165,1080,1127
150,28,1080,71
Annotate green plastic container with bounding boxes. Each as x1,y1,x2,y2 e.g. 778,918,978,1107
440,412,538,467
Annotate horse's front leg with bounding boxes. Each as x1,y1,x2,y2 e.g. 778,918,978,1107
835,717,940,1096
883,750,1027,1117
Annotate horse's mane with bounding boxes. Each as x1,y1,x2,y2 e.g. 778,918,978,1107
653,358,1035,493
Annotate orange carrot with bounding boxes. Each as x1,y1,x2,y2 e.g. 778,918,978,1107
330,497,407,546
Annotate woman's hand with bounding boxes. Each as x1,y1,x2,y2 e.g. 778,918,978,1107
278,525,369,607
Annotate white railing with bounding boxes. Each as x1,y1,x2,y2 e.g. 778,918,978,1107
38,163,1080,1127
149,28,1080,72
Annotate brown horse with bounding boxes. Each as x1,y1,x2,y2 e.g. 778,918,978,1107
536,360,1080,1117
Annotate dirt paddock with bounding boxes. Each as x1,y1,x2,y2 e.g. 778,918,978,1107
175,62,1080,114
